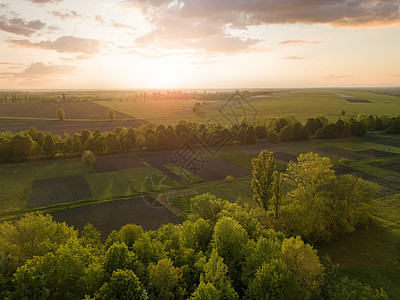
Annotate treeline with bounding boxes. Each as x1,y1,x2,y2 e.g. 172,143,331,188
1,114,399,163
0,202,387,299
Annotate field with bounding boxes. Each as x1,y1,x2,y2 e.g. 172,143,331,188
29,175,92,208
94,89,400,126
0,101,133,120
94,153,144,173
86,172,135,200
51,197,181,238
1,89,399,134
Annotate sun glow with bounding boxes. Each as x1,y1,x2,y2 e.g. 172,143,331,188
147,69,181,89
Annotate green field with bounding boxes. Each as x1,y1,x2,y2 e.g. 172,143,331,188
164,164,204,184
0,160,93,213
122,166,181,193
86,172,135,199
95,89,400,125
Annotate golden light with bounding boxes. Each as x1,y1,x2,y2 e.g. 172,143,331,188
147,68,181,89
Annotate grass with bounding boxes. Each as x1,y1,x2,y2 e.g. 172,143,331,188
94,98,221,125
0,159,92,213
216,148,255,170
122,167,181,193
318,194,400,298
164,164,204,184
86,172,134,199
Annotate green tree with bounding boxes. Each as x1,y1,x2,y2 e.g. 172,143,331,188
246,126,257,144
104,242,136,275
56,108,65,120
201,250,238,299
43,134,56,158
148,258,183,299
106,109,116,120
146,133,156,151
81,150,96,167
247,259,299,300
96,269,147,300
284,152,334,200
11,134,34,160
190,281,220,299
212,217,248,291
280,236,324,297
251,150,277,211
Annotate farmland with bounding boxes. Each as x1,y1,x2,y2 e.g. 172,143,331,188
95,89,400,126
0,101,133,120
0,131,399,296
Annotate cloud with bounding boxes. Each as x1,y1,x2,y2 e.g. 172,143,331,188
387,73,400,78
281,56,306,60
124,0,399,56
94,15,135,31
10,36,101,55
0,15,46,36
48,10,83,20
123,0,400,27
321,74,353,79
280,40,320,45
27,0,61,4
0,62,23,66
0,62,75,79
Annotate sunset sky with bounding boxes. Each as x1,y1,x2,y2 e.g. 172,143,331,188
0,0,399,89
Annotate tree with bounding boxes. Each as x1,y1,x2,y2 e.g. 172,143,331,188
11,134,34,160
56,108,65,120
104,242,136,274
200,250,238,299
251,150,277,211
272,171,283,218
280,237,324,297
106,109,116,120
284,152,334,199
146,133,156,151
247,259,299,299
81,150,96,167
212,217,248,291
255,125,267,139
246,126,257,144
279,125,294,141
325,276,388,300
96,269,147,300
148,258,183,299
190,282,220,299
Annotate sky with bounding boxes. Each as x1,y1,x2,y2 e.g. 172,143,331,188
0,0,399,89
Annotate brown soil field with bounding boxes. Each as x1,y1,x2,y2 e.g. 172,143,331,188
319,147,366,160
274,152,298,163
51,197,182,239
355,149,397,158
0,118,147,134
0,101,133,119
94,153,144,173
189,158,250,181
28,175,91,208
